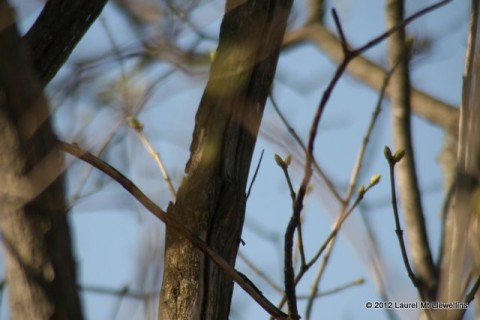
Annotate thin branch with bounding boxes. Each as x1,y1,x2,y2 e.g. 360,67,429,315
386,0,436,301
384,147,417,285
331,9,349,53
304,63,396,318
58,141,288,319
297,278,364,300
465,274,480,304
355,0,452,55
283,2,450,316
246,149,264,199
238,251,284,294
278,178,379,311
80,284,155,300
128,118,177,199
384,146,432,320
283,17,457,133
275,154,307,268
269,93,343,204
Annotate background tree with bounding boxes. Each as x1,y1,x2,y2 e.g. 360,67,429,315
0,0,476,319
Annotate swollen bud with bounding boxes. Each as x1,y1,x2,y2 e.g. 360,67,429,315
358,185,366,196
384,146,393,162
128,116,144,132
284,155,292,167
369,174,381,186
393,149,406,163
274,153,285,168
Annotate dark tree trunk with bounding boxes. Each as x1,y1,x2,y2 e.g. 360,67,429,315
159,1,293,319
0,1,83,319
24,0,109,86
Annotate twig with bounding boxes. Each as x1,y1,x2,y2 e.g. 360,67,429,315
246,149,264,199
128,117,177,199
386,0,436,306
465,274,480,304
303,64,396,316
238,251,284,294
275,154,307,268
58,141,288,319
269,93,343,204
354,0,452,56
384,147,428,302
80,284,155,300
384,147,415,282
278,177,379,311
297,278,364,299
283,2,450,317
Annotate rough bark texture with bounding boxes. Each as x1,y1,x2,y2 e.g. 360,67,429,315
159,1,293,319
386,0,437,299
0,2,83,319
24,0,109,86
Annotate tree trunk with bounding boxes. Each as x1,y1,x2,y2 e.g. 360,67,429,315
386,0,437,300
438,1,480,319
24,0,109,86
0,2,83,319
159,1,293,319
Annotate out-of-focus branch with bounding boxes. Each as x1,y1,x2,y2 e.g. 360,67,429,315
284,2,450,317
306,0,325,24
59,141,288,319
283,20,458,133
386,0,437,301
438,1,480,319
304,62,396,319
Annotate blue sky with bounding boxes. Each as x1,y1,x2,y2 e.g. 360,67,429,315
7,0,470,319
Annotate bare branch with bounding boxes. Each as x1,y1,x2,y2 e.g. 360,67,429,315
58,141,288,319
386,0,437,301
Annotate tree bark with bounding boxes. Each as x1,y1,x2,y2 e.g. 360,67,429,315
438,1,480,319
159,1,293,319
0,1,83,319
386,0,437,300
24,0,109,86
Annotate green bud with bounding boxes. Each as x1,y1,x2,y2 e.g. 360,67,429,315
384,146,393,161
128,116,144,132
369,174,381,186
284,155,292,167
393,149,406,163
274,153,284,168
358,185,366,195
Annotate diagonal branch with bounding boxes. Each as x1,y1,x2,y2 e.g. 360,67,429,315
24,0,109,86
283,12,457,133
58,141,288,319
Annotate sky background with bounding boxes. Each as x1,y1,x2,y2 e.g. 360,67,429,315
6,0,471,319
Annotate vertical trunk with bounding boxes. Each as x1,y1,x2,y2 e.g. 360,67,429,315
386,0,437,299
438,1,480,319
159,1,293,319
0,2,83,319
